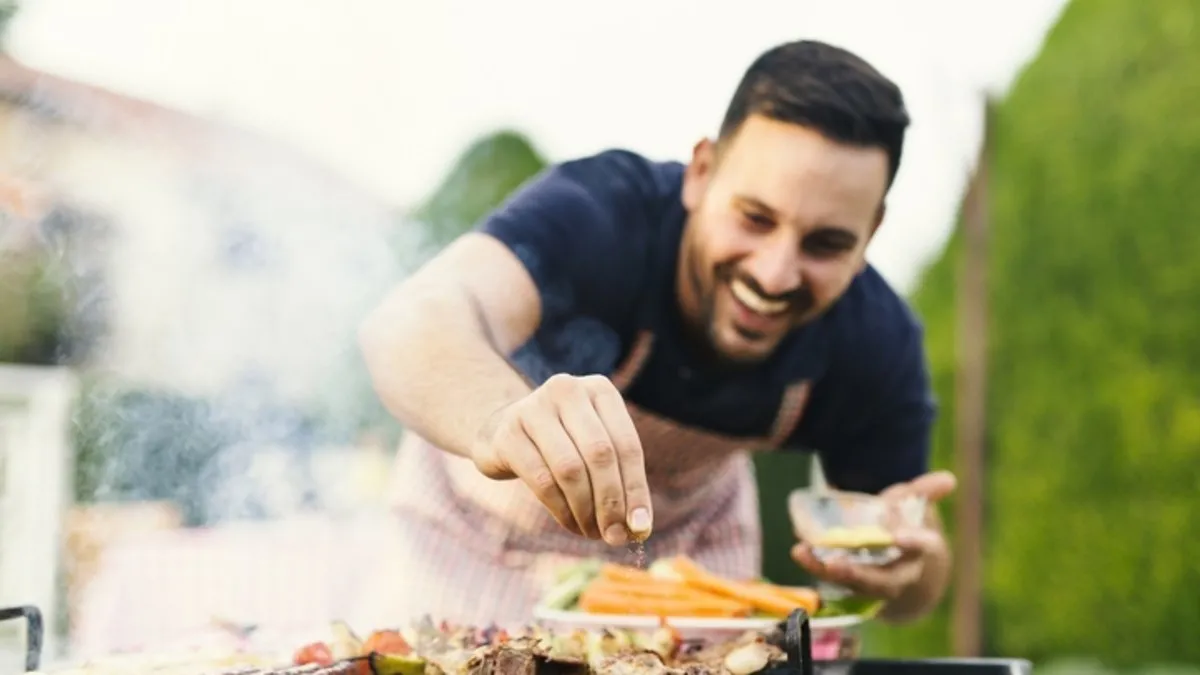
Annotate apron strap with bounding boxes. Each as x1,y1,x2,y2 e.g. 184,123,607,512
609,328,812,449
610,330,655,392
766,380,812,448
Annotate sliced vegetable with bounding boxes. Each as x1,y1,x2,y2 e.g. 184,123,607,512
578,587,750,617
668,556,810,618
598,563,662,584
751,582,821,615
364,629,412,656
369,653,427,675
541,564,601,611
724,642,773,675
294,641,335,667
634,623,683,660
648,559,684,581
330,620,365,660
584,579,739,604
553,558,603,585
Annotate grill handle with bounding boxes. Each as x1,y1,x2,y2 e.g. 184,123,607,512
783,608,813,675
0,605,42,672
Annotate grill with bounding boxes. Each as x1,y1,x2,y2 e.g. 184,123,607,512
0,605,1030,675
1,606,42,673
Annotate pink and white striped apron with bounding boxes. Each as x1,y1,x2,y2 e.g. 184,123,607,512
350,330,811,629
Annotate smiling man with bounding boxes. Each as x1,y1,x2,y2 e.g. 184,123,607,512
358,39,955,628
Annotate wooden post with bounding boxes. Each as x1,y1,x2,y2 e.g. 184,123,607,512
952,97,993,657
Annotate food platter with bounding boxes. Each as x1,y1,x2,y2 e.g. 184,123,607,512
531,557,879,660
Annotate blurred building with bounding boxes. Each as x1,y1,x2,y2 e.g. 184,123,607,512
0,54,406,654
0,53,403,404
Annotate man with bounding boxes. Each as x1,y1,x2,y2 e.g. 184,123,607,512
356,39,955,628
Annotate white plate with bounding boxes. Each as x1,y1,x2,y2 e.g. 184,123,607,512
531,606,864,644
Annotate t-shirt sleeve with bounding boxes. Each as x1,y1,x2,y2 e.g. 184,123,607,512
794,310,937,495
475,150,654,375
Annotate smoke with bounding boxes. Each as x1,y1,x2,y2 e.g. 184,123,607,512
0,88,452,526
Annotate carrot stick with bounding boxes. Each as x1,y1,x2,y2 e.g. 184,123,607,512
584,579,743,604
753,583,821,615
669,557,809,618
578,588,749,618
598,563,662,584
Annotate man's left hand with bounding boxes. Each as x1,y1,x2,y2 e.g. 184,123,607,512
790,471,957,612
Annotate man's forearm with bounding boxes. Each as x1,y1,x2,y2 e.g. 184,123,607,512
358,286,532,460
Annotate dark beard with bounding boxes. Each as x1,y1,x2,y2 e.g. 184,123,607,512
684,262,817,371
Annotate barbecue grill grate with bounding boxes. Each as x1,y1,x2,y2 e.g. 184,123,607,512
0,605,1031,675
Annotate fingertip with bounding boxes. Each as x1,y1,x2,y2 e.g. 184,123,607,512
604,523,629,546
628,507,652,533
790,543,808,564
791,544,822,571
921,470,959,498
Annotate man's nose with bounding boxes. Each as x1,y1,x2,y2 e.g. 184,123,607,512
743,241,802,296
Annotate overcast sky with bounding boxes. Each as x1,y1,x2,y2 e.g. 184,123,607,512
8,0,1068,294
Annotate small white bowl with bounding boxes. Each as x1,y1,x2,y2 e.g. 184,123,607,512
788,488,925,566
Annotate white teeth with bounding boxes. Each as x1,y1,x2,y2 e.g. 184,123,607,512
730,278,788,316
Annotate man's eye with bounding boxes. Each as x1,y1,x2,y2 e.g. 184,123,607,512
743,213,773,230
803,237,849,256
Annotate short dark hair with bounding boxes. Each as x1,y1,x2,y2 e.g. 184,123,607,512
718,40,910,187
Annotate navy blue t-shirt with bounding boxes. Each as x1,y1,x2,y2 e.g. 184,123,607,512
478,149,936,494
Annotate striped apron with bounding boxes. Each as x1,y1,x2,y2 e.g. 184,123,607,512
349,330,812,629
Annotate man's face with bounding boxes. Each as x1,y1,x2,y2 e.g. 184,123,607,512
678,114,890,364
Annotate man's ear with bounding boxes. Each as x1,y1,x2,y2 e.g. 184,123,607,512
859,202,888,273
873,201,887,234
682,138,716,211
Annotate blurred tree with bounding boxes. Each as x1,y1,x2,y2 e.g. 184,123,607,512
409,129,548,254
872,0,1200,665
0,204,114,365
0,245,67,364
0,0,17,45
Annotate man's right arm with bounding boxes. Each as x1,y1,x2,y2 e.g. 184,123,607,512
357,232,542,461
358,151,657,543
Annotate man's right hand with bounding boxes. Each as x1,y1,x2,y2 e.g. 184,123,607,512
469,373,652,546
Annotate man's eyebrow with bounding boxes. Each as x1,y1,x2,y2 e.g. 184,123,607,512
732,195,777,216
733,195,861,244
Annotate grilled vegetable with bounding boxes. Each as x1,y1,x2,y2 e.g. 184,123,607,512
331,620,366,660
295,641,336,667
631,624,682,660
369,653,427,675
723,641,772,675
364,629,413,656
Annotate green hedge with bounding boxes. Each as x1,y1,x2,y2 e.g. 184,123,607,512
880,0,1200,665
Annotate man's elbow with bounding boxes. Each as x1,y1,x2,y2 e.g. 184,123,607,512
358,289,418,372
